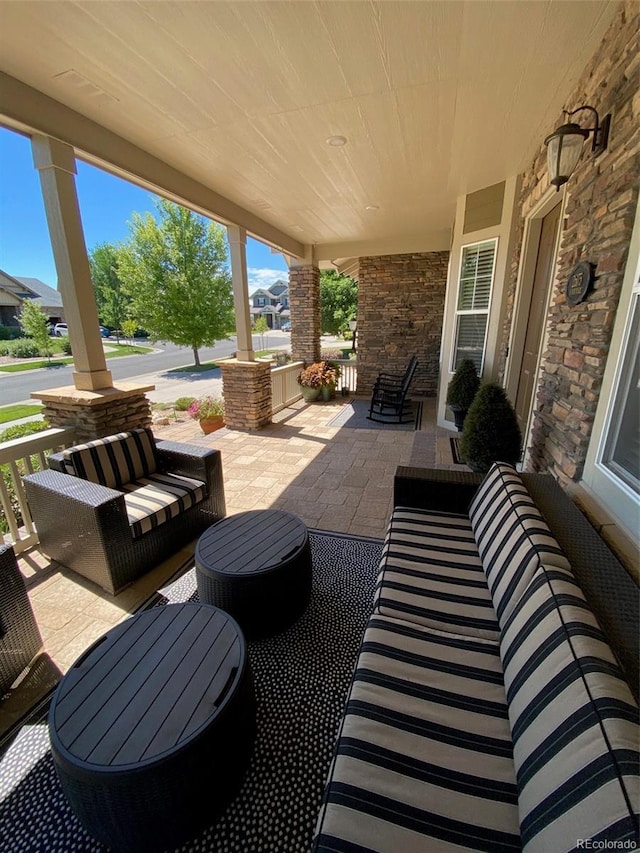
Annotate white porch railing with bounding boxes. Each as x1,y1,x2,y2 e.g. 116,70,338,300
271,361,304,413
333,359,358,393
0,426,77,554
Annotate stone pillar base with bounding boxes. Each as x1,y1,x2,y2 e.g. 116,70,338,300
32,383,154,442
220,360,272,430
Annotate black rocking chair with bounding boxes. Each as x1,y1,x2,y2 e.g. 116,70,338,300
368,356,419,423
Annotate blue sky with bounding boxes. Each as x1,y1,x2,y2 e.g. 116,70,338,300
0,126,288,292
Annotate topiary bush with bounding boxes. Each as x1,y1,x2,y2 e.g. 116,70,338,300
446,359,481,431
459,383,522,473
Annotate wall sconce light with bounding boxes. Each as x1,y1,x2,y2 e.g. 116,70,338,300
544,105,611,191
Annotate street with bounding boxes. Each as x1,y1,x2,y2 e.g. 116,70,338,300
0,332,292,406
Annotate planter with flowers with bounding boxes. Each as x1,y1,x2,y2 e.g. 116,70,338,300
297,361,340,402
188,395,225,434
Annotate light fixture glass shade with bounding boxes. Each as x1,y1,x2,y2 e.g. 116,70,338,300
545,122,588,188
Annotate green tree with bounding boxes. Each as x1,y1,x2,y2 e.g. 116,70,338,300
320,270,358,336
252,315,269,350
17,300,53,361
89,242,129,342
118,199,235,365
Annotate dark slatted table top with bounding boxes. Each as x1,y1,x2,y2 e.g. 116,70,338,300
49,603,244,770
196,510,308,576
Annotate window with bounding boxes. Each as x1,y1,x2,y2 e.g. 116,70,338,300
452,239,497,373
601,290,639,495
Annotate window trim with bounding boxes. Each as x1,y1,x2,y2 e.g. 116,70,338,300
450,237,498,374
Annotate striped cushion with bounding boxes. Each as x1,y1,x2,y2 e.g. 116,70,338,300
313,614,520,852
500,565,640,852
61,429,157,489
122,472,205,539
469,463,571,626
374,508,499,639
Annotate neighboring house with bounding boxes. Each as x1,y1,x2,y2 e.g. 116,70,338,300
0,269,64,327
249,280,290,329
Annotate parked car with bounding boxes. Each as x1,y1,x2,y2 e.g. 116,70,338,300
281,322,291,331
99,326,111,338
53,323,68,337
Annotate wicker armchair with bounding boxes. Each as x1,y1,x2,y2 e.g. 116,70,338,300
0,544,42,696
23,430,226,595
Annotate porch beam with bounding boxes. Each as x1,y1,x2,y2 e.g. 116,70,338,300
31,134,113,391
1,72,306,260
315,230,452,261
227,224,254,362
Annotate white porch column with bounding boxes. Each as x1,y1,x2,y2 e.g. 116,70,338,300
31,135,113,391
227,224,254,362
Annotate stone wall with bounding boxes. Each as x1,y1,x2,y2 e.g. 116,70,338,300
289,266,321,365
499,0,639,487
38,389,152,442
219,360,272,429
357,252,449,397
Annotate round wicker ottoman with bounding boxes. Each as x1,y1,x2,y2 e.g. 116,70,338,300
48,603,255,853
195,509,312,638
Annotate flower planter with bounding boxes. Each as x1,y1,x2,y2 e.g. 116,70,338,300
300,386,321,402
199,416,225,434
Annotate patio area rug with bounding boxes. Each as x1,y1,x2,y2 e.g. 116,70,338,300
0,530,383,853
327,397,422,430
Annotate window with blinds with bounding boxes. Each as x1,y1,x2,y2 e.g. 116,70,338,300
452,239,497,373
602,291,639,495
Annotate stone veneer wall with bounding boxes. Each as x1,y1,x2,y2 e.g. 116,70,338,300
498,0,639,488
219,360,272,429
40,391,152,442
357,252,449,397
289,266,321,365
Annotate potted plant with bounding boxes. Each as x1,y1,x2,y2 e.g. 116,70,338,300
297,361,340,402
446,358,480,431
188,395,225,434
459,383,522,473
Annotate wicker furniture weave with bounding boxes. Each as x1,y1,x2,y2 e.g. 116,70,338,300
196,509,312,638
49,603,255,853
23,432,226,595
0,544,42,696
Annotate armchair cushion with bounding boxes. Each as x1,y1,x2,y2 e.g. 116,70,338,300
122,472,207,539
59,428,157,489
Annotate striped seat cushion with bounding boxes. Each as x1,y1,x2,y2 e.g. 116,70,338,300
374,508,499,639
122,472,206,539
469,463,571,627
500,565,640,852
313,614,520,852
60,428,157,489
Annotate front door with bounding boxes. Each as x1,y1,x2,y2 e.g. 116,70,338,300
515,202,561,432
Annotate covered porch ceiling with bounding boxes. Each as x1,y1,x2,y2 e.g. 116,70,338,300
0,0,617,268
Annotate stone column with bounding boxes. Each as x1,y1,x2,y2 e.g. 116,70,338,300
219,360,272,430
227,224,255,362
31,135,112,391
289,264,321,364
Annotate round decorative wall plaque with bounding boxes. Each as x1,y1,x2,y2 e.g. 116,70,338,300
566,261,594,306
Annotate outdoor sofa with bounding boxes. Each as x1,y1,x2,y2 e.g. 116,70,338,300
314,462,639,852
24,428,226,595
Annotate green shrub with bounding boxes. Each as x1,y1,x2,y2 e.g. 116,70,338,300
0,338,41,358
174,396,196,411
459,383,522,473
60,337,73,355
0,325,22,341
0,420,51,535
446,359,480,410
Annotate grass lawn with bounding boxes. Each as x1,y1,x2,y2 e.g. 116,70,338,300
167,349,282,374
0,403,43,424
0,343,152,373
